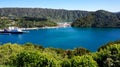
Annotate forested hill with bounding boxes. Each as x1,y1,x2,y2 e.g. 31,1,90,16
1,8,120,27
0,8,89,22
116,12,120,19
72,10,120,27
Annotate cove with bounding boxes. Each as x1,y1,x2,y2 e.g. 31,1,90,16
0,27,120,51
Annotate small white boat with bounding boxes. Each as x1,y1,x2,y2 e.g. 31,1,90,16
0,27,28,34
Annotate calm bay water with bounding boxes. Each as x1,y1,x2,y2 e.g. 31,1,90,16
0,27,120,51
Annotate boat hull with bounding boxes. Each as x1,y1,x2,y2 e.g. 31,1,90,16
0,31,24,34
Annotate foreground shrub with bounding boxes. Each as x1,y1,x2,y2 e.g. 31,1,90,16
93,44,120,67
16,51,55,67
73,47,90,56
61,59,71,67
0,41,120,67
0,43,23,65
71,55,98,67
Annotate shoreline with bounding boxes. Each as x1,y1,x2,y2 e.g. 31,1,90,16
21,23,71,30
0,23,71,30
0,26,70,31
20,26,71,30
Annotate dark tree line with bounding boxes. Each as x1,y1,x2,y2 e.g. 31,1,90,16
0,16,57,28
23,17,48,21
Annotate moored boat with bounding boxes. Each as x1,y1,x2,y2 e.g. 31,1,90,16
0,27,27,34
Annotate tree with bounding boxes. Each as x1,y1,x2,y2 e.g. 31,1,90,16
71,55,98,67
16,51,54,67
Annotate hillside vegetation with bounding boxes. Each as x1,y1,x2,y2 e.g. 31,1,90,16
0,8,89,22
0,41,120,67
0,16,57,28
72,10,120,27
0,8,120,28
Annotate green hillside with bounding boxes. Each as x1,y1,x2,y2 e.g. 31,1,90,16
72,10,120,27
0,8,89,22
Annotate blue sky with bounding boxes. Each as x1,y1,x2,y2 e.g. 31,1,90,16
0,0,119,12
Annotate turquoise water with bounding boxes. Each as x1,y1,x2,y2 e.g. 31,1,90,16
0,27,120,51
